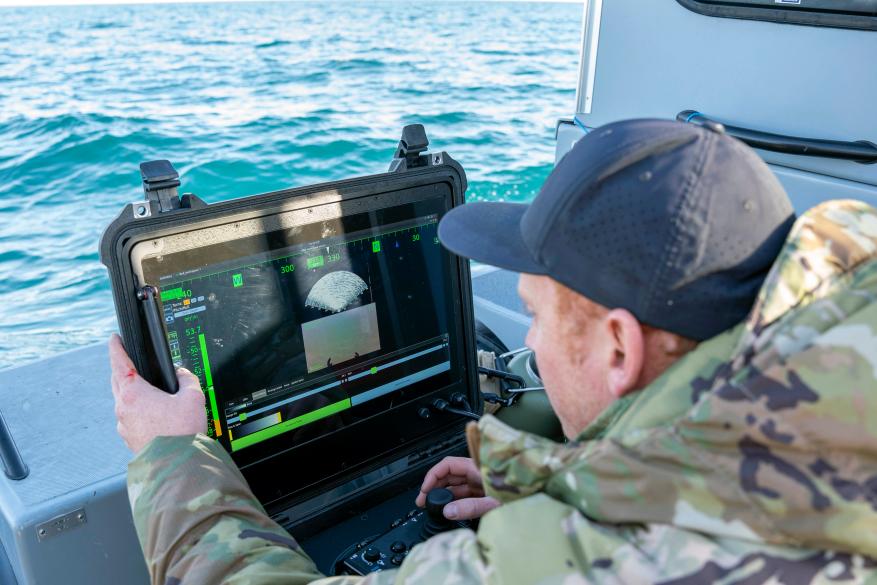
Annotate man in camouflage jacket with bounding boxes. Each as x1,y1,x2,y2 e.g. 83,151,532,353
113,120,877,583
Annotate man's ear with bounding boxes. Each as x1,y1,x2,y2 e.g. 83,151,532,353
603,308,645,398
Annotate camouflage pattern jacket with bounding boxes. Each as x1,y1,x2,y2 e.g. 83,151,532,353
128,200,877,584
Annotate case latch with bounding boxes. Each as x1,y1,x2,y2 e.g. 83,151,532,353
134,160,207,218
140,159,182,213
388,124,431,173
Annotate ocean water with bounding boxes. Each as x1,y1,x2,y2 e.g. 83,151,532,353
0,1,582,370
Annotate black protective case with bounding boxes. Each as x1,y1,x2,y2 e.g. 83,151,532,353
98,127,481,511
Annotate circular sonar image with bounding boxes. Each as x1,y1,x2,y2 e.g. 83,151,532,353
305,270,369,313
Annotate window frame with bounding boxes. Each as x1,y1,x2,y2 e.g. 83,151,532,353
675,0,877,31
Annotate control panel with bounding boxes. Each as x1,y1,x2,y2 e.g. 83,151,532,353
340,488,465,574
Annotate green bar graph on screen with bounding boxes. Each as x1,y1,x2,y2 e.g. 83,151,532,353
230,398,352,452
198,333,222,437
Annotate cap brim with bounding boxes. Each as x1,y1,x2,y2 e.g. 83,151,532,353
438,202,547,275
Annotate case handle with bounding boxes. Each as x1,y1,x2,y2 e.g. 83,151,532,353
138,286,180,394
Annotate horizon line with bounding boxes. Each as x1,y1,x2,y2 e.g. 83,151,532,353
0,0,584,7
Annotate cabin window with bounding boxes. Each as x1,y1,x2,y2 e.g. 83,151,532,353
675,0,877,30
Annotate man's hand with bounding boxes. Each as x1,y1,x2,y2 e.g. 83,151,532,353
416,456,500,520
109,334,207,454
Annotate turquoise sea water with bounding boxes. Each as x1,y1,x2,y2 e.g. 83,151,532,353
0,1,582,370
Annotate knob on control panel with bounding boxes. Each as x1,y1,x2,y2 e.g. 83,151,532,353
426,487,453,518
422,488,454,538
363,546,381,562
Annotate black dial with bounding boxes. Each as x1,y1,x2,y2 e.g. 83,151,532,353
363,546,380,562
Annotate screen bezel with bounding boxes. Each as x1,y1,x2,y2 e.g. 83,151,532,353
121,174,478,506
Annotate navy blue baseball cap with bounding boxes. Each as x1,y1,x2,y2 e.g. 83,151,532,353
438,118,795,341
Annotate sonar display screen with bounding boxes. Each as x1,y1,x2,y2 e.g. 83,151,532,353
139,197,459,458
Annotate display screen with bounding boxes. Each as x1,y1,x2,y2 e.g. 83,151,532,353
140,195,462,461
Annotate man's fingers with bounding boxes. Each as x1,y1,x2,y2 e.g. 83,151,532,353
108,334,140,386
177,367,200,386
417,456,483,506
108,334,133,374
416,474,468,506
417,483,475,508
443,497,500,521
177,368,205,401
447,485,480,500
110,346,208,452
438,457,482,480
111,373,120,400
177,369,206,419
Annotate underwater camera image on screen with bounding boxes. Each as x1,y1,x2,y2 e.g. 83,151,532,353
140,198,458,456
302,301,381,373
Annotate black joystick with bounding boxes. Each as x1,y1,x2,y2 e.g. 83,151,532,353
421,488,455,538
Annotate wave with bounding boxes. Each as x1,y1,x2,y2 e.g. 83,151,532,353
473,48,516,56
0,112,122,140
402,112,476,126
0,249,40,264
466,162,555,203
84,21,127,30
256,39,293,49
315,58,385,72
179,36,234,46
1,128,176,185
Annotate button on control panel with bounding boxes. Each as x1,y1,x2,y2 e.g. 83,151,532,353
342,488,466,575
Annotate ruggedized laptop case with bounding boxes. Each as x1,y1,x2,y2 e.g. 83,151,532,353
98,125,481,540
